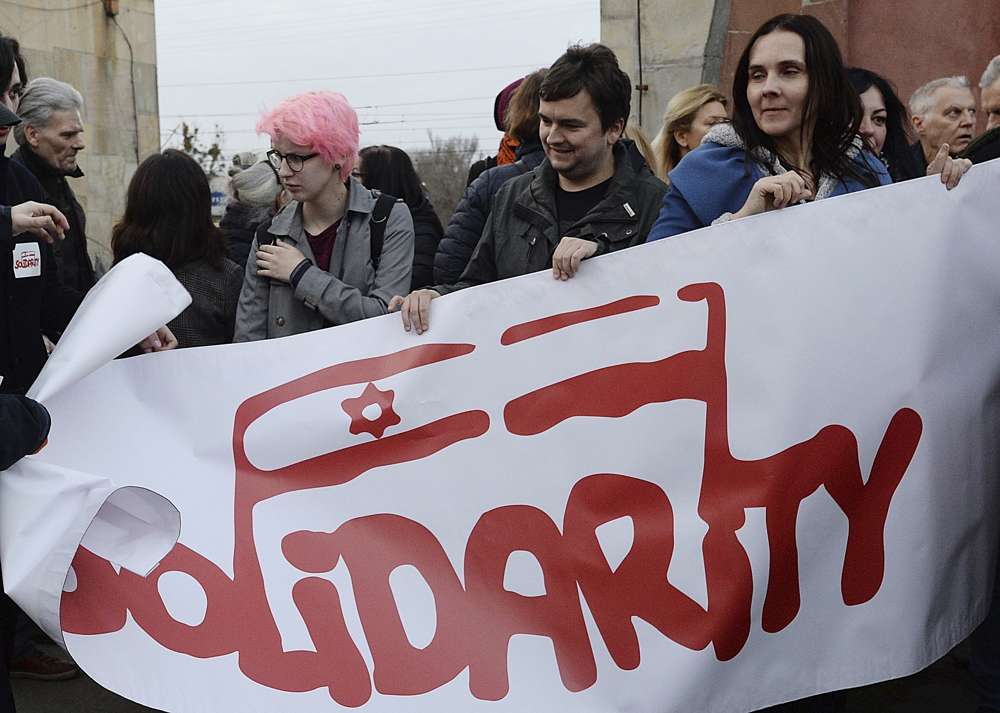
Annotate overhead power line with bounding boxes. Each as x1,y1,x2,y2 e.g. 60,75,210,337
160,110,491,119
160,63,542,89
157,0,511,41
158,1,592,53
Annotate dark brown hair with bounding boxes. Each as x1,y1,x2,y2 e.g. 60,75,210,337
357,145,424,208
0,34,26,93
847,67,919,183
540,43,631,131
112,149,227,270
732,14,878,186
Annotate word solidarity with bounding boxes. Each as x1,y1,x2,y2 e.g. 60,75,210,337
61,284,921,706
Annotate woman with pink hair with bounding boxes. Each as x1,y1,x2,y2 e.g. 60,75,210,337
233,90,414,341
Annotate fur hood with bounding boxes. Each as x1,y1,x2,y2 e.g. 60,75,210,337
702,122,866,200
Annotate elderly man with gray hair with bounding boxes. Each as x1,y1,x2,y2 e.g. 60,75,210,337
10,77,94,292
981,55,1000,132
960,55,1000,165
906,76,977,175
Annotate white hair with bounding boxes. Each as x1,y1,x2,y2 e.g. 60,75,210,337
13,77,84,146
981,55,1000,89
230,161,280,207
908,76,971,118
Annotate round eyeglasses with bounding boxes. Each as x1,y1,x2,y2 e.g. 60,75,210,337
266,149,318,173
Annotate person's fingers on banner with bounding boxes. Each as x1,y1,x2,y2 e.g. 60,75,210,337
939,154,972,191
415,290,439,334
397,289,440,334
156,325,178,351
138,326,178,353
552,237,598,280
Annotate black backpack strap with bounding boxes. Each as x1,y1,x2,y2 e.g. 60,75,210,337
369,192,398,272
253,216,275,246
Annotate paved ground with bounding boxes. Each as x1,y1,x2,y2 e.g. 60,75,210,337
12,640,979,712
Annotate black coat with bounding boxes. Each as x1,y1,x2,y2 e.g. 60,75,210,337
221,201,274,270
11,147,95,291
962,127,1000,164
0,392,49,713
435,141,667,294
434,141,545,286
408,195,443,291
0,157,82,394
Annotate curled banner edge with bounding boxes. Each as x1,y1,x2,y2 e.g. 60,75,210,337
27,253,192,403
2,479,181,649
60,486,182,647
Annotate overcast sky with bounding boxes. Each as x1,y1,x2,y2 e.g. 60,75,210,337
154,0,600,163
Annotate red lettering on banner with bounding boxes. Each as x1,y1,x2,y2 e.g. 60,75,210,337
500,295,660,345
60,286,922,704
505,282,922,657
464,505,597,699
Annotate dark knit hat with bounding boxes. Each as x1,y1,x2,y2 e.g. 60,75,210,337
493,77,525,132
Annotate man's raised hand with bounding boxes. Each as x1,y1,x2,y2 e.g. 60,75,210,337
11,201,68,243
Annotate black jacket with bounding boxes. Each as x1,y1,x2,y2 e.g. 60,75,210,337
962,127,1000,164
435,141,667,295
0,157,82,394
11,146,95,291
434,140,545,285
906,142,930,178
465,155,497,186
408,195,443,291
220,201,274,270
0,393,50,469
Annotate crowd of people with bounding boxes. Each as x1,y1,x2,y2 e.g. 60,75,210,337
0,10,999,713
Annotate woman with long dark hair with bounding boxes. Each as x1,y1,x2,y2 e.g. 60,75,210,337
847,67,969,187
646,14,889,241
845,68,921,182
356,145,440,290
112,149,242,348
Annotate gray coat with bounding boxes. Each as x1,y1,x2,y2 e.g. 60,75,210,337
233,178,414,341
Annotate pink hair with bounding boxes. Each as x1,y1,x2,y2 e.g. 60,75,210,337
256,91,359,181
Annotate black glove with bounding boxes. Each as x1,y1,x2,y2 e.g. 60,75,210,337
0,395,51,470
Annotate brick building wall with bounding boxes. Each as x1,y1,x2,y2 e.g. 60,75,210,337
604,0,1000,138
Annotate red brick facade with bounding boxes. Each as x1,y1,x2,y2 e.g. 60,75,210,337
720,0,1000,133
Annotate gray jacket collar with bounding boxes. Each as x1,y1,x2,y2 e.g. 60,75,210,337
268,176,377,243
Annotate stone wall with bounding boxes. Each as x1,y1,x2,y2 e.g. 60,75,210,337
0,0,158,272
601,0,729,138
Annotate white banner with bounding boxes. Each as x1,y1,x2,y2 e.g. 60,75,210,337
5,162,1000,713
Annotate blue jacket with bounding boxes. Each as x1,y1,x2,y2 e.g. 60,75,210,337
646,137,891,242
